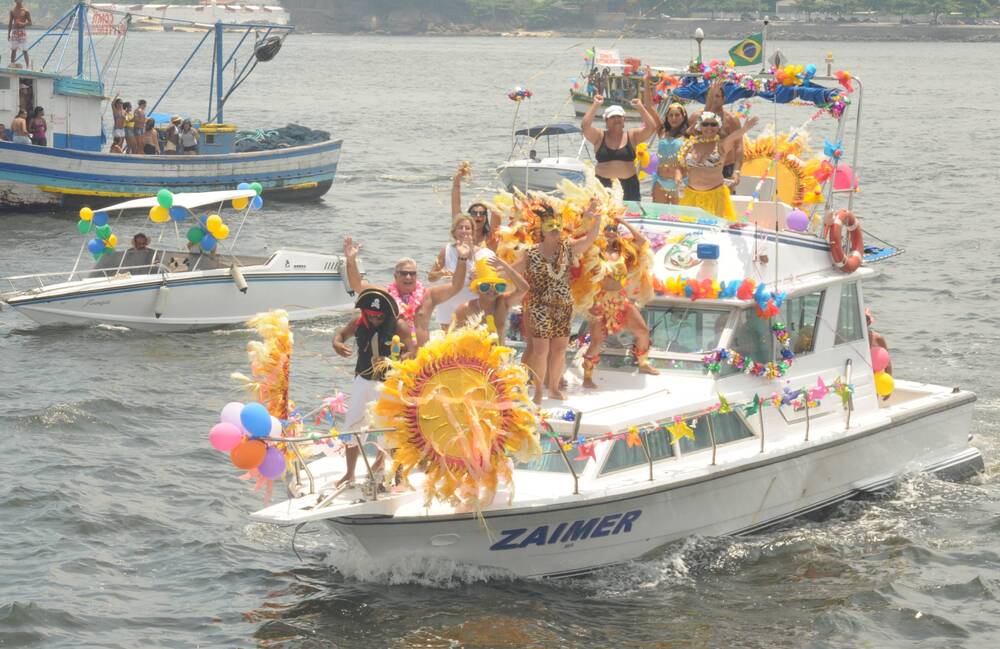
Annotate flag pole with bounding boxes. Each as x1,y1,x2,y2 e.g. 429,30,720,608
760,16,769,72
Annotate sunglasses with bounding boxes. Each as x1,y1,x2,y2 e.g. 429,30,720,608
701,122,720,128
476,281,507,294
396,270,417,278
469,209,488,217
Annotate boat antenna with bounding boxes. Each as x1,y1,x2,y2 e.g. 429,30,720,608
760,17,769,73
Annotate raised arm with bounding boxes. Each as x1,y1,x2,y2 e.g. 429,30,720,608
570,200,602,256
429,242,471,303
722,116,758,154
629,98,660,143
451,162,469,216
427,246,451,283
342,236,373,294
581,93,605,146
617,215,646,246
491,256,529,304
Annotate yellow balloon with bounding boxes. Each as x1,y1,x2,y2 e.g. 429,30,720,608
107,234,118,248
215,223,230,240
206,214,222,232
874,371,894,397
232,197,249,210
79,207,93,221
149,205,170,223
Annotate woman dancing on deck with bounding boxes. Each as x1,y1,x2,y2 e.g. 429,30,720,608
676,113,758,220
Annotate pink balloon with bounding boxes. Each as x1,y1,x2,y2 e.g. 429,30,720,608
833,164,856,191
258,446,286,479
220,402,244,428
209,422,244,452
871,346,890,373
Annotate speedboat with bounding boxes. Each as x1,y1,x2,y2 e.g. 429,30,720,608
0,190,356,331
496,123,588,193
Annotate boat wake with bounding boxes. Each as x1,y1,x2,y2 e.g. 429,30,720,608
324,543,517,588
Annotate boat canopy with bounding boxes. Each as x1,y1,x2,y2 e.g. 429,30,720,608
99,189,257,212
514,123,581,138
673,78,841,107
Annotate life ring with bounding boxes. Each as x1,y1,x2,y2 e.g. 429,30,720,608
826,209,863,273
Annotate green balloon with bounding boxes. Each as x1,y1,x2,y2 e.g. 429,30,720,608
77,220,92,234
249,182,263,196
186,226,205,244
96,225,112,239
157,188,174,209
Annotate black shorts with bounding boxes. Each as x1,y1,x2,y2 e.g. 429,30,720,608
597,174,641,202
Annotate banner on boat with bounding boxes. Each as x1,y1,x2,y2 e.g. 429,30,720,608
594,48,621,67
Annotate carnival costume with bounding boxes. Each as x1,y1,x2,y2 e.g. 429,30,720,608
677,134,737,221
653,135,686,194
346,288,400,436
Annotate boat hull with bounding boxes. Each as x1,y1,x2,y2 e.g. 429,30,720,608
497,160,586,193
570,90,646,124
0,139,341,210
324,392,979,578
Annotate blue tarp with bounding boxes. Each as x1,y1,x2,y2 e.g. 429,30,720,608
672,78,841,107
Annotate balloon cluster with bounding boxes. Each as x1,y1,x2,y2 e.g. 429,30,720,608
773,63,817,87
653,275,785,312
77,208,117,259
507,86,533,102
871,347,894,397
635,142,659,179
652,74,681,103
698,60,764,93
148,189,190,224
186,213,229,252
208,401,287,479
234,182,264,211
583,48,595,62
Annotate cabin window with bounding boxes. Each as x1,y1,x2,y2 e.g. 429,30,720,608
677,411,754,454
834,282,865,344
600,428,674,475
730,309,774,361
518,435,591,474
781,290,825,354
0,76,10,90
643,306,729,355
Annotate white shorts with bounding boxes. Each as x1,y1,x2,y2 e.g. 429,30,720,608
343,375,380,447
113,128,125,139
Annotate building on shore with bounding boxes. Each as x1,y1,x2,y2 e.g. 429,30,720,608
89,1,290,31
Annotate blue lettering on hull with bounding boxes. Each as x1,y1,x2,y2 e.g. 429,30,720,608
489,510,642,551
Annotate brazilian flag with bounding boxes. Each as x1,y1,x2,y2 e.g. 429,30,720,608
729,34,763,67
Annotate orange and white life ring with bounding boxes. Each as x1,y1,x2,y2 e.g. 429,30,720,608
826,209,864,273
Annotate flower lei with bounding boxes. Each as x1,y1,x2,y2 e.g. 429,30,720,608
677,134,720,170
702,322,794,378
387,281,427,343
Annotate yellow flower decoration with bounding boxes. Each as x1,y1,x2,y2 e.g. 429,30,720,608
667,419,695,443
374,323,541,508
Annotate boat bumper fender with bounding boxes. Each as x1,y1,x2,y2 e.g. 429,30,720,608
154,283,170,319
230,264,248,293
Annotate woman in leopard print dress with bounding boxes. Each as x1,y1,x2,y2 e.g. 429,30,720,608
513,202,602,404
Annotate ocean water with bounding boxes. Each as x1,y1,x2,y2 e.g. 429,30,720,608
1,34,999,648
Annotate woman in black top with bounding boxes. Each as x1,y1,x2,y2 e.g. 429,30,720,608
581,94,659,202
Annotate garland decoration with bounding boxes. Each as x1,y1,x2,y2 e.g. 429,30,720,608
702,321,795,378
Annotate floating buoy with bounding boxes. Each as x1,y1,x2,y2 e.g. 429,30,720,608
230,264,248,293
154,283,170,319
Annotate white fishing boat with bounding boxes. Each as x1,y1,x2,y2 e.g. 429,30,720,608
496,123,589,193
0,190,356,331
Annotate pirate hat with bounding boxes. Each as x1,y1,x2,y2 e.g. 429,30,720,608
355,287,399,320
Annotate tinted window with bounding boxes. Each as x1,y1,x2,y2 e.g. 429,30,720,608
643,306,729,355
518,435,591,474
780,290,825,354
677,411,754,454
834,282,864,344
601,429,674,474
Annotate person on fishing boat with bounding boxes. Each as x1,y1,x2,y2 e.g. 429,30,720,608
512,200,602,404
676,112,758,221
9,108,29,145
452,256,529,345
179,119,199,155
331,287,413,488
343,236,470,348
652,102,689,204
132,100,147,155
582,216,658,388
28,106,45,146
123,102,137,154
429,213,495,331
581,94,659,203
451,161,499,250
111,98,126,147
140,118,159,154
8,1,31,69
688,79,745,189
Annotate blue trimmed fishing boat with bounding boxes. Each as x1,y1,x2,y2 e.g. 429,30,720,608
0,3,339,210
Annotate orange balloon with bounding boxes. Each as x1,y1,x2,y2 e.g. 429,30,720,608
230,439,266,469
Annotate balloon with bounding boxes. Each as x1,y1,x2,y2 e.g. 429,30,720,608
205,214,222,232
87,238,105,254
200,233,217,251
257,446,286,479
169,206,188,221
804,63,817,79
157,188,174,208
240,402,272,439
232,197,249,210
209,422,244,452
786,209,809,232
231,439,267,470
77,220,92,234
833,164,856,191
107,234,118,248
95,225,112,240
220,401,245,428
149,205,170,223
215,223,230,240
250,195,263,211
871,346,890,373
79,207,93,221
92,211,109,227
249,182,263,196
186,226,205,244
270,416,282,437
874,371,894,397
237,182,251,191
642,153,659,175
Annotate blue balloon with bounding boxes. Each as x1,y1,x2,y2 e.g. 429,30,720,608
199,214,210,227
87,238,105,254
237,182,251,191
250,195,263,211
804,63,817,78
169,206,188,221
201,233,217,251
92,211,109,227
240,402,272,439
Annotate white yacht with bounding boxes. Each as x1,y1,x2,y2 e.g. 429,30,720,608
496,123,588,193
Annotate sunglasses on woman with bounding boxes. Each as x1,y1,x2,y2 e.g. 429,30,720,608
702,122,719,128
477,281,507,294
469,209,488,217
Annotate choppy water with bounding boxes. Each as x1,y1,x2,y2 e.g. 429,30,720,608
1,34,999,648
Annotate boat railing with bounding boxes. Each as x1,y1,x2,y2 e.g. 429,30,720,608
0,262,168,294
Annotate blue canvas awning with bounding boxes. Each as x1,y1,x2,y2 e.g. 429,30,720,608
672,78,841,107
